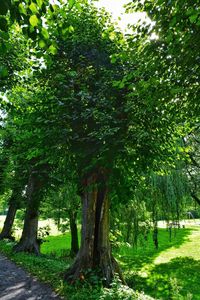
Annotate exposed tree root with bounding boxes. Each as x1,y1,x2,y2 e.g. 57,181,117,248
13,240,40,255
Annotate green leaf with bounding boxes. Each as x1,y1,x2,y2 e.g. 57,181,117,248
18,3,26,15
110,55,117,64
119,81,125,89
36,0,43,8
109,31,116,41
51,4,59,11
41,27,49,39
29,2,38,14
39,39,46,48
75,2,82,11
69,0,75,9
68,25,74,33
29,15,39,27
48,44,57,55
189,14,198,23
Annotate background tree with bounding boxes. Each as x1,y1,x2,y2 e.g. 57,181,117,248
0,162,27,240
42,181,80,257
126,0,200,122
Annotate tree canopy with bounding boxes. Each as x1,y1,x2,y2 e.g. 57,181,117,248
0,0,199,288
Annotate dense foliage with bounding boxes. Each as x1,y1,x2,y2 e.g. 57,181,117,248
0,0,199,297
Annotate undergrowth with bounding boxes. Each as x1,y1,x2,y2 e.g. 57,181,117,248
0,227,199,299
0,239,154,300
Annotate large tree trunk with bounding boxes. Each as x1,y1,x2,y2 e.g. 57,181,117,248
69,211,79,257
64,171,124,286
0,200,17,240
13,169,43,255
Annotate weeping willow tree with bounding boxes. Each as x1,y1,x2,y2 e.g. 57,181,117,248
110,166,190,249
149,169,189,246
151,170,189,223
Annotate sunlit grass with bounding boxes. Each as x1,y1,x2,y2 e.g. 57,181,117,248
120,226,200,299
41,233,79,257
40,226,200,298
1,218,200,299
154,226,200,264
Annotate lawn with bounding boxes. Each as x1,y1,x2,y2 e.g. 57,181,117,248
0,223,200,299
40,225,200,299
117,226,200,300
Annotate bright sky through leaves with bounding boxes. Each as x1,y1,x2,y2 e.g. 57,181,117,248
94,0,148,32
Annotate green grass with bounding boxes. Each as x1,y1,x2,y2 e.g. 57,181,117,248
41,234,72,257
116,227,200,300
1,226,200,299
0,238,153,300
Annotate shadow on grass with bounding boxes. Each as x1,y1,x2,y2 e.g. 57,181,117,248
126,257,200,300
117,228,192,272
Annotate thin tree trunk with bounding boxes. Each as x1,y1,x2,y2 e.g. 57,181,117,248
153,221,158,249
125,211,132,243
64,171,124,286
69,211,79,257
0,200,17,240
13,169,43,255
191,192,200,206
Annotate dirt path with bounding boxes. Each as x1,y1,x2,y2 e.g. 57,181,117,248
0,254,61,300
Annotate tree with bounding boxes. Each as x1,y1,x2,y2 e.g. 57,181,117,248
126,0,200,122
13,162,50,254
42,181,80,257
2,0,192,285
39,3,184,284
0,164,27,240
3,83,58,253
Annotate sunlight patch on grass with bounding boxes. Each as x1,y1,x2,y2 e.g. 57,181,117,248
41,234,71,257
154,226,200,265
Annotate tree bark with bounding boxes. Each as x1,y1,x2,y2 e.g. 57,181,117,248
13,169,43,255
0,200,17,240
153,221,158,249
64,171,124,286
69,211,79,257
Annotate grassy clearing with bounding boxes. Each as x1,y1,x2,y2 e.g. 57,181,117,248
0,225,200,299
39,225,200,299
41,233,81,258
117,227,200,300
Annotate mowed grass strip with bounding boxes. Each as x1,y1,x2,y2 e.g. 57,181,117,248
118,227,200,300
